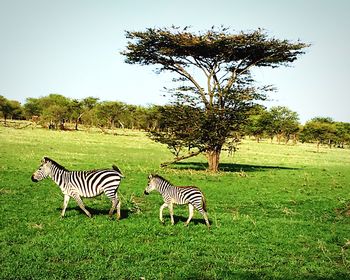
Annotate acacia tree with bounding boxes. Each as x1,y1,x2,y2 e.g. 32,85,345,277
122,27,309,172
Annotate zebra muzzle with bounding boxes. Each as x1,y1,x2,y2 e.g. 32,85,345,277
144,190,149,195
31,175,38,182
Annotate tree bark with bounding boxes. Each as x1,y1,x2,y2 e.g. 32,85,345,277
207,148,221,172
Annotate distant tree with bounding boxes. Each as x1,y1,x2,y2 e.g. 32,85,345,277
39,94,71,129
144,105,163,131
68,99,84,130
132,106,148,130
80,97,100,127
95,101,126,131
68,97,99,130
244,105,268,142
334,122,350,148
122,26,309,171
301,117,336,152
24,98,43,119
0,95,24,124
268,106,300,144
8,100,23,120
82,96,99,110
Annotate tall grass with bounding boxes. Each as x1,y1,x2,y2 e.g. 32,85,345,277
0,127,349,279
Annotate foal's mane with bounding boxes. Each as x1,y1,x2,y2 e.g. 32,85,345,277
152,174,173,185
152,174,198,189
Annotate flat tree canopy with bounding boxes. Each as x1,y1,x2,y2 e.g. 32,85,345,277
121,26,309,172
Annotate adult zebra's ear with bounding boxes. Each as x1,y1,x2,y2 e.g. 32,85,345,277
42,156,49,164
148,174,153,180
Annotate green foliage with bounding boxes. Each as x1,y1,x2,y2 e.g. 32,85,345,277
245,106,300,143
268,106,300,143
335,122,350,148
0,95,24,121
301,118,337,150
0,127,349,279
149,105,204,157
122,26,309,70
24,97,43,118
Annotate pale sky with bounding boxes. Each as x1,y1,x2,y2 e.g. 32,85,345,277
0,0,349,123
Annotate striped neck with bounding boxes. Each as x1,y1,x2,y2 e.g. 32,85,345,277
153,176,173,194
47,161,70,188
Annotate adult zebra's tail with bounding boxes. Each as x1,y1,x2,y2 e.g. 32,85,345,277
112,165,124,178
202,195,207,212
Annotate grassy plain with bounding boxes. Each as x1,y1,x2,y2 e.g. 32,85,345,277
0,126,349,279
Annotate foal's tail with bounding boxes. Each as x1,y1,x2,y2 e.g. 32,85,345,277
112,165,124,178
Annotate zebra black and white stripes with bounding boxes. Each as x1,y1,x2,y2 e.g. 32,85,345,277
144,174,210,227
31,157,123,219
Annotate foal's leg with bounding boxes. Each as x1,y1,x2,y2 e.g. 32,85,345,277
159,203,168,223
168,203,175,225
185,204,194,226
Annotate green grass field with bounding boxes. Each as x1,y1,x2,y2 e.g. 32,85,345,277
0,126,349,279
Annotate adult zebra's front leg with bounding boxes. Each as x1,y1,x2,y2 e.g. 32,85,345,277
72,193,92,218
61,194,70,217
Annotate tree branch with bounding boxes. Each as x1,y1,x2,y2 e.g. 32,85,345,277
160,150,203,167
171,63,210,108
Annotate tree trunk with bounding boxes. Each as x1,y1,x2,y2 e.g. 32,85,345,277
207,148,221,172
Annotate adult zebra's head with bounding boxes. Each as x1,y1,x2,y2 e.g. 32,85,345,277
31,157,53,182
144,174,158,195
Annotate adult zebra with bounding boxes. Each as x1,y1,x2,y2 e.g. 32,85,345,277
144,174,210,228
31,157,124,219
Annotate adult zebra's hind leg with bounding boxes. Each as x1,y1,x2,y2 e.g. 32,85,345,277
194,203,210,228
109,197,121,220
198,209,210,228
185,204,194,226
201,211,210,228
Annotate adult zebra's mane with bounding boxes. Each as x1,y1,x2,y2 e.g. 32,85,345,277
44,157,68,171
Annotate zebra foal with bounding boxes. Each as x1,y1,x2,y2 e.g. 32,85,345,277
144,174,210,228
31,157,124,219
